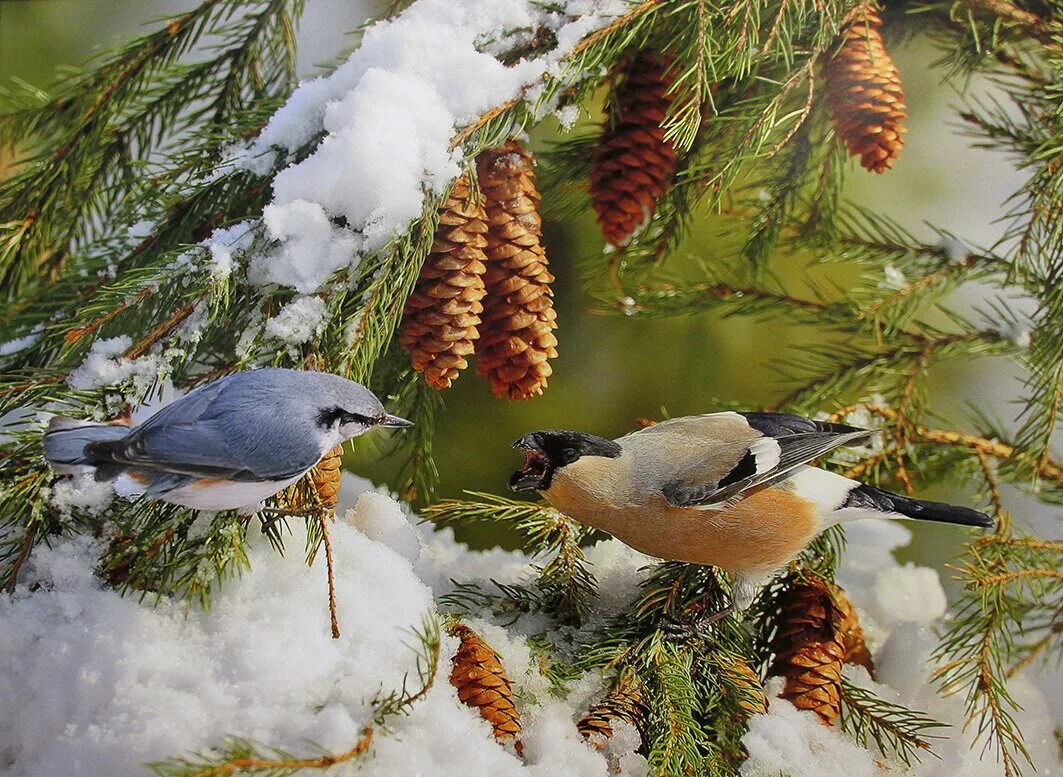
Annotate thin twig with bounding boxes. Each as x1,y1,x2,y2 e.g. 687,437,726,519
183,726,373,777
124,302,196,359
318,514,341,639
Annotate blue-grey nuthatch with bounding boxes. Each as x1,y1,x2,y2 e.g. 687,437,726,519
510,411,992,618
44,368,412,512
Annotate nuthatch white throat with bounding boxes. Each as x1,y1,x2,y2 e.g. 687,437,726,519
44,367,412,513
510,412,993,619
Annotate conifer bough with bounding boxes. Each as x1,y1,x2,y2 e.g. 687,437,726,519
590,52,679,246
475,141,558,401
822,5,908,173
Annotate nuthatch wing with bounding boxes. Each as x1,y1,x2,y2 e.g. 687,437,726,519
510,411,992,620
44,368,412,512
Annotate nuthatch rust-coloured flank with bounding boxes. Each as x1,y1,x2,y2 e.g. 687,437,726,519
510,412,992,621
44,368,412,513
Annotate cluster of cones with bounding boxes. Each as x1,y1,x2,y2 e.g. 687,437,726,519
399,142,558,401
587,2,905,246
402,4,905,398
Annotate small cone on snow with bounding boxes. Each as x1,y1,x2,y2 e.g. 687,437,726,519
822,4,907,173
400,176,489,389
449,623,523,747
589,52,679,246
475,141,558,401
577,673,648,745
720,657,769,717
770,577,846,725
834,584,875,676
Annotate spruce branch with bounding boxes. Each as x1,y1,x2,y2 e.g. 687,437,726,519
933,517,1062,777
839,679,946,766
423,493,597,624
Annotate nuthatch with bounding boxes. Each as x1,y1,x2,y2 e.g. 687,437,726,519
510,412,992,620
44,368,412,512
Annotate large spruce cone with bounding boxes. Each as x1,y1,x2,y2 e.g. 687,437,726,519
475,141,558,401
577,674,647,744
590,52,679,246
834,585,875,676
770,577,846,725
822,5,907,173
400,176,488,389
449,623,522,747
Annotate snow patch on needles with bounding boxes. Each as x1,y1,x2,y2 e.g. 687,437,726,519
235,0,628,291
264,295,330,346
67,336,167,394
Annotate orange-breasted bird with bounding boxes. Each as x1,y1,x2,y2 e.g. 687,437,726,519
509,411,992,623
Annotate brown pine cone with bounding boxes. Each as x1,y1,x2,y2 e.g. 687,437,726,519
834,585,875,676
590,52,679,246
309,444,344,514
283,444,344,516
475,141,558,401
449,623,522,746
822,4,907,173
577,674,647,744
400,176,489,389
770,577,846,725
720,657,769,717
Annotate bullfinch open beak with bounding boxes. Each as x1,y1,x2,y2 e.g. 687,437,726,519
509,434,551,492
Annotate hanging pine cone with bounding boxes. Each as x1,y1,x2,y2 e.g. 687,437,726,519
400,176,488,389
284,444,344,516
822,4,907,173
475,141,558,401
449,623,523,748
834,585,874,676
770,577,846,725
590,52,679,247
309,444,343,514
577,674,647,744
719,657,769,717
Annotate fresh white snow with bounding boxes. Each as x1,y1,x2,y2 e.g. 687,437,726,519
2,475,1060,777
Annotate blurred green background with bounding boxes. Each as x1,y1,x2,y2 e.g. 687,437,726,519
1,0,1034,563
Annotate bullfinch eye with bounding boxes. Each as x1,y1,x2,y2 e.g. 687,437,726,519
562,447,579,464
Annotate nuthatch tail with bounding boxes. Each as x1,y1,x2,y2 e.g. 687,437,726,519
509,411,992,618
44,368,412,513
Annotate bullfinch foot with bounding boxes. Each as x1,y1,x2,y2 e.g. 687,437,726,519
661,604,735,641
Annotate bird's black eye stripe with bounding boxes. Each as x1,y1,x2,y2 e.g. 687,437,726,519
317,407,376,428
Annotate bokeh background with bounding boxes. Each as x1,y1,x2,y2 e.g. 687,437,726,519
2,0,1047,566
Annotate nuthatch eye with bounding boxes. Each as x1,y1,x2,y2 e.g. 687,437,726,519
510,412,992,620
44,367,412,513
